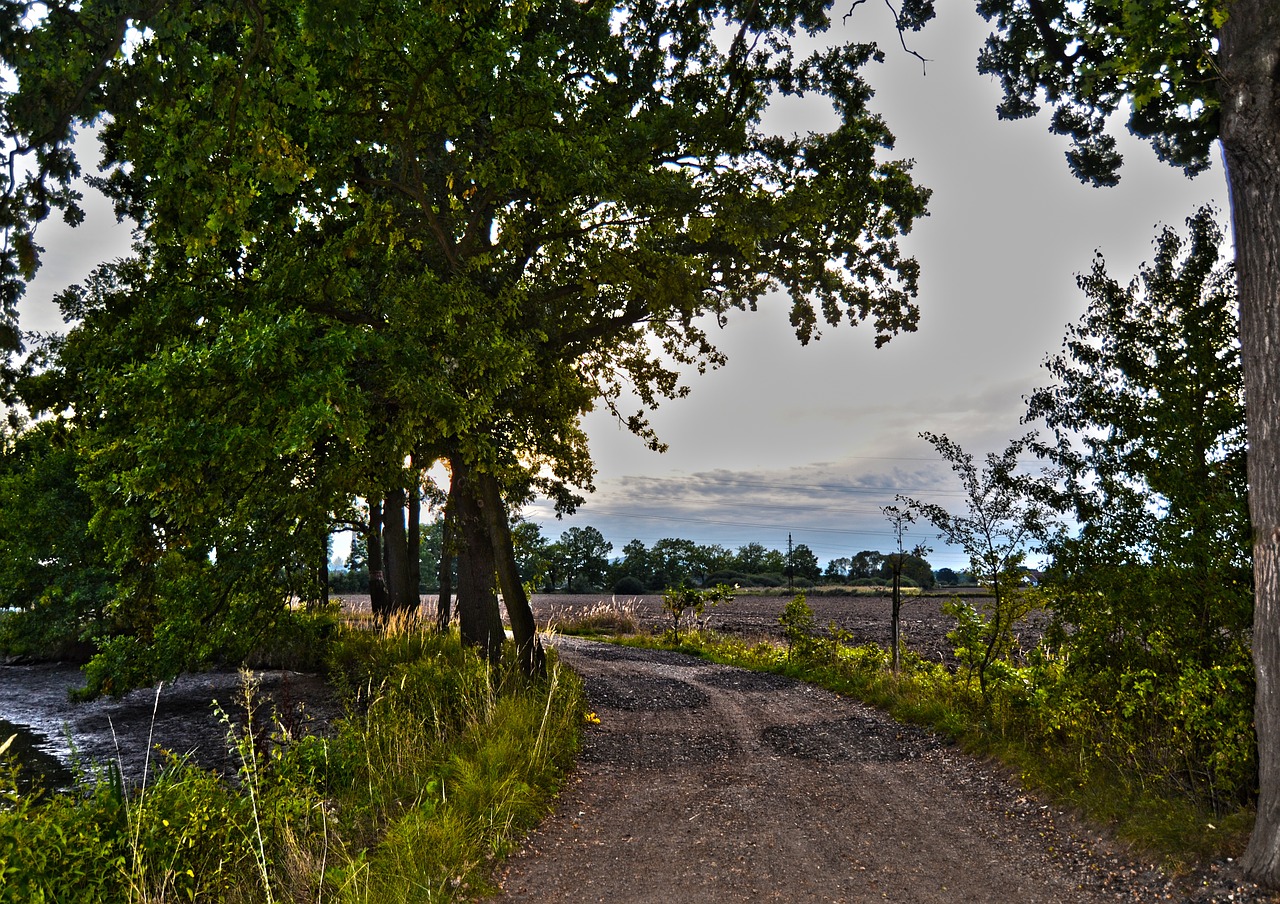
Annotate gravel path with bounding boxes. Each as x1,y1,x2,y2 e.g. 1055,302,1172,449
490,637,1276,904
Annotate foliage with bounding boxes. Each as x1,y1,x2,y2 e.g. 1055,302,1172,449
0,418,114,661
662,582,734,643
971,1,1280,879
778,592,818,659
0,0,931,689
0,618,584,902
787,543,822,582
1028,207,1250,677
904,433,1052,696
976,0,1221,187
546,527,613,593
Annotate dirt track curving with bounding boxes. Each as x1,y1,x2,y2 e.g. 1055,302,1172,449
490,636,1275,904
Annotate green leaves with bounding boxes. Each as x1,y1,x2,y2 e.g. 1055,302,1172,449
976,0,1223,185
4,0,935,688
1027,206,1249,675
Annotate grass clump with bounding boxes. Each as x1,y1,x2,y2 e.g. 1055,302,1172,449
547,596,642,637
0,613,585,902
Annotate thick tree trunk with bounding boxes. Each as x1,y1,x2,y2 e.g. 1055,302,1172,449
1221,0,1280,884
437,480,456,632
452,463,505,663
382,486,416,615
368,500,390,618
478,472,546,677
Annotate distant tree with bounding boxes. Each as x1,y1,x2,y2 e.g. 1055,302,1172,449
850,550,885,579
879,553,934,590
417,517,446,592
789,543,822,582
733,542,788,576
511,521,550,590
824,557,852,582
934,567,960,587
648,538,708,589
558,527,612,592
609,539,656,591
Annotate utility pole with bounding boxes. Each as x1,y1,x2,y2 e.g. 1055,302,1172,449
787,533,794,593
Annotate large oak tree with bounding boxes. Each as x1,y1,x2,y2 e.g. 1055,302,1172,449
1,0,928,683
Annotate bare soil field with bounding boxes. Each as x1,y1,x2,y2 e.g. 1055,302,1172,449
338,589,1039,664
530,590,1012,662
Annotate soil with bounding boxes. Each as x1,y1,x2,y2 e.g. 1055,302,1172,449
491,635,1276,904
529,590,1049,665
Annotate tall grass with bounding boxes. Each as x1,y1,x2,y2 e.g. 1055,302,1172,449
0,613,584,903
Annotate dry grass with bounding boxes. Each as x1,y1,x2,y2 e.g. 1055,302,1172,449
545,597,644,636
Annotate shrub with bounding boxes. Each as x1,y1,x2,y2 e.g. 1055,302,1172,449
612,575,646,595
662,583,734,642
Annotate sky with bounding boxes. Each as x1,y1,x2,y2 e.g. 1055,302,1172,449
17,3,1227,572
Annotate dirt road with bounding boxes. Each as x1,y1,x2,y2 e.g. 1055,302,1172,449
491,637,1268,904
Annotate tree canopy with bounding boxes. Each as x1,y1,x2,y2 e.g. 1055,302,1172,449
1027,205,1250,673
0,0,930,688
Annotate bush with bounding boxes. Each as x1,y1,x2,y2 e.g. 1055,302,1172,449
612,575,646,595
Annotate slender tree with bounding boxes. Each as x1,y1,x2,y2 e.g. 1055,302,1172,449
880,504,929,673
904,433,1052,696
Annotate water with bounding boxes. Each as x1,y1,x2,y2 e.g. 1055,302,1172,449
0,717,75,796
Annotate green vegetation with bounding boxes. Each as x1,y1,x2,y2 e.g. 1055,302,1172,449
0,617,584,903
0,0,928,691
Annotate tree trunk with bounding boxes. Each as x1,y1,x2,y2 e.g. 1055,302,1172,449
478,471,545,677
891,569,901,673
383,486,416,615
451,462,505,663
437,479,456,632
408,480,421,608
1221,0,1280,884
368,499,390,618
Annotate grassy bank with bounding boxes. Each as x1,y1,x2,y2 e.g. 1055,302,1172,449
0,614,585,903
